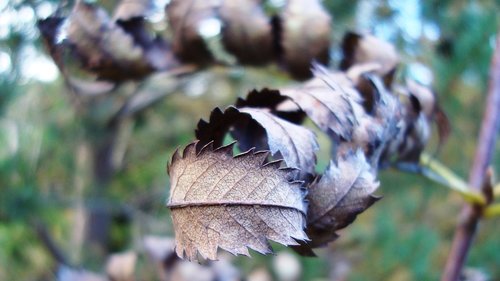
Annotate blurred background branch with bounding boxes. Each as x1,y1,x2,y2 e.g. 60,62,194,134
442,31,500,281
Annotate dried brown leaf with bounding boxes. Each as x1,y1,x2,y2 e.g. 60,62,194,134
342,74,403,167
394,82,433,163
280,0,331,80
195,106,318,178
345,63,387,113
406,79,435,117
67,2,153,80
407,80,451,149
39,1,337,83
294,149,379,255
340,32,399,87
280,65,362,140
166,0,218,64
384,80,449,164
38,16,120,94
38,2,178,82
116,17,179,71
167,142,308,261
219,0,274,65
345,109,387,165
237,107,318,176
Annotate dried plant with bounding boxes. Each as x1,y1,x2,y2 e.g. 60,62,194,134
36,0,499,280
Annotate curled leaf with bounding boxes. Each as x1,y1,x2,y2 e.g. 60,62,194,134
195,106,319,178
327,73,403,168
295,149,380,255
340,32,399,87
116,17,179,71
38,2,178,83
238,107,318,176
39,0,337,82
67,2,153,80
280,0,331,79
219,0,274,65
385,80,450,164
407,79,451,151
166,0,218,64
167,141,308,261
280,65,362,141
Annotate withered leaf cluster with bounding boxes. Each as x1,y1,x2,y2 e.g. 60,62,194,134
38,0,331,82
38,1,178,82
167,32,450,260
37,0,451,263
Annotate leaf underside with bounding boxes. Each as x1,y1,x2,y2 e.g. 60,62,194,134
167,141,307,261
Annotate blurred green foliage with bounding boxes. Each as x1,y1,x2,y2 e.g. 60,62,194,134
0,0,499,280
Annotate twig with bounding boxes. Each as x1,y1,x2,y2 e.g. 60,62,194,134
419,153,485,205
395,156,484,204
108,64,197,126
441,33,500,281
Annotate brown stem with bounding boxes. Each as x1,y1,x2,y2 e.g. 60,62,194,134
441,33,500,281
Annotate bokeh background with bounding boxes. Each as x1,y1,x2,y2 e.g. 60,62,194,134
1,0,499,280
